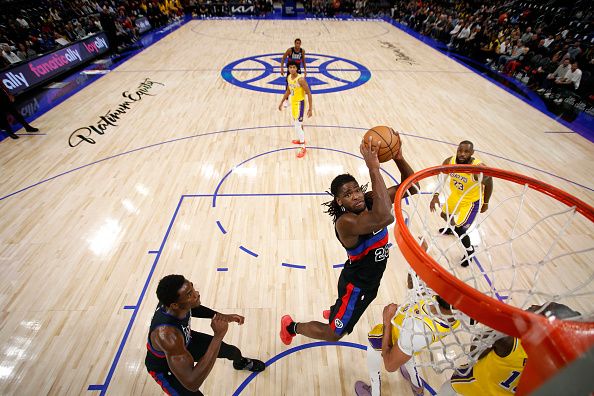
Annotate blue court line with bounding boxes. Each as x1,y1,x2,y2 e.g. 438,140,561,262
2,124,591,203
239,245,259,257
231,341,436,395
473,257,507,302
123,305,136,310
216,220,227,234
88,196,185,394
231,67,360,71
333,263,345,268
211,145,400,207
281,262,307,269
217,267,229,272
0,124,290,202
422,378,437,395
148,250,159,254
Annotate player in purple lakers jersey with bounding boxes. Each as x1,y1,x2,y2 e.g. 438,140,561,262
280,136,418,344
146,275,265,395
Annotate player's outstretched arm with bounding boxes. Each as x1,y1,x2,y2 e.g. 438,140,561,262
157,315,228,392
387,143,419,201
430,157,452,212
336,138,394,237
280,48,290,76
301,50,307,76
480,165,493,213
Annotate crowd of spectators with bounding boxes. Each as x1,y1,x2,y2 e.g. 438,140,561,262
2,0,592,109
0,0,187,69
0,0,274,70
391,0,593,105
300,0,593,107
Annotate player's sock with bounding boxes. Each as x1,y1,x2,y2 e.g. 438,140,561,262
286,322,298,335
295,121,305,144
454,226,474,267
367,341,382,396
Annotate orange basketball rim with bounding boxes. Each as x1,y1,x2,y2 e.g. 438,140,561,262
393,164,594,395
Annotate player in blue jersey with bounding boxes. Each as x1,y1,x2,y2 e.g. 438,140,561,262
280,136,418,345
146,275,265,395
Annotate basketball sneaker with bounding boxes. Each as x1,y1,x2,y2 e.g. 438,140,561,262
354,381,372,396
291,139,306,145
296,147,306,158
283,100,289,108
399,366,425,395
280,315,296,345
438,227,454,235
460,248,475,267
233,357,266,372
322,310,330,320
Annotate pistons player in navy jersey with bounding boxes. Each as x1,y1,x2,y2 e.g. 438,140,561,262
280,38,306,77
146,275,265,395
280,136,418,344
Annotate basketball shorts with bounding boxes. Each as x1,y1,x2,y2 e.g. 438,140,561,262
291,99,305,122
328,274,378,336
450,365,482,395
442,197,480,228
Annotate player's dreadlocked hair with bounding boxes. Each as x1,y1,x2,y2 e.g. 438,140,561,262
322,174,369,223
156,274,186,307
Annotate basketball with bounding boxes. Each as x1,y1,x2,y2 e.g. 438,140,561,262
363,126,401,163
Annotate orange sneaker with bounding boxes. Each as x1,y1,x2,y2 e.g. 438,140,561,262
323,310,331,320
280,315,295,345
291,139,306,145
296,147,306,158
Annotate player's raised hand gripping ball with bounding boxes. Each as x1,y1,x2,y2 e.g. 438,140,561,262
362,126,401,163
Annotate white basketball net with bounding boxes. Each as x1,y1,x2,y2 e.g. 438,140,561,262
392,169,594,374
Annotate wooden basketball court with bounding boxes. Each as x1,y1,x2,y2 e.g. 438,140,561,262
0,19,592,395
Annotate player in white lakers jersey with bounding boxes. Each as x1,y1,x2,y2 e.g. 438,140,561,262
278,60,312,158
355,295,460,396
430,140,493,267
437,302,581,396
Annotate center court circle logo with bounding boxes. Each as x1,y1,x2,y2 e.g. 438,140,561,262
221,53,371,94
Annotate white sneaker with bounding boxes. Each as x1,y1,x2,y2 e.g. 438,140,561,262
283,101,289,108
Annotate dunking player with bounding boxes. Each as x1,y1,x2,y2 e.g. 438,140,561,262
278,60,312,158
280,136,417,344
145,275,265,395
429,140,493,267
280,38,307,78
437,302,581,396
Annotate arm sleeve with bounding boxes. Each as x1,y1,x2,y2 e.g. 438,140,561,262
191,305,217,318
397,317,432,356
